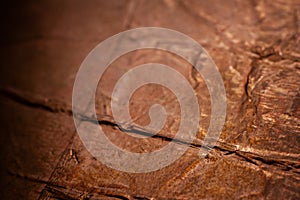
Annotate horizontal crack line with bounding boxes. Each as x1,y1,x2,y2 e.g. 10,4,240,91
1,86,300,174
0,87,72,115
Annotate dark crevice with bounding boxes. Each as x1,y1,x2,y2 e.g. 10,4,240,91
7,170,53,186
2,87,300,175
101,193,130,200
235,152,260,167
133,195,153,200
0,87,72,115
79,114,211,150
44,185,132,200
45,186,78,200
243,154,300,173
214,146,300,174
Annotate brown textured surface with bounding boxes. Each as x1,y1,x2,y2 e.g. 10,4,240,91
0,0,299,199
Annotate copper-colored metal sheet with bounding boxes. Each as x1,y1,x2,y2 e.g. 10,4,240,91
0,0,299,199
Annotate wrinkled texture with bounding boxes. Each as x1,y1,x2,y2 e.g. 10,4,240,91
0,0,299,199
